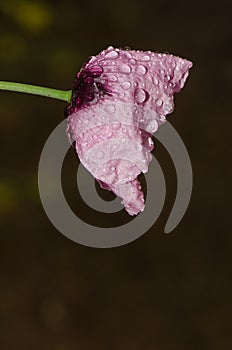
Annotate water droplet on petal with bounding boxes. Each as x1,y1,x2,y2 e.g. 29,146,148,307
108,74,118,82
105,50,119,59
120,64,131,74
112,122,121,130
153,77,159,85
141,55,150,61
172,62,176,68
89,65,103,77
130,59,136,64
156,98,163,107
118,91,125,99
121,81,131,90
146,119,159,133
111,166,116,171
105,104,116,113
148,137,153,147
159,69,165,77
135,65,147,75
159,115,166,123
124,51,132,59
134,88,149,104
97,151,104,159
163,100,174,113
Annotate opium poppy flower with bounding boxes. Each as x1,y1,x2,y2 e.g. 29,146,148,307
65,46,193,215
0,46,192,216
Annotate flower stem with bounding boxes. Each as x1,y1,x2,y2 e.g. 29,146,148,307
0,81,72,103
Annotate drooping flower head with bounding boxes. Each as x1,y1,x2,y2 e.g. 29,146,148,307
66,46,193,215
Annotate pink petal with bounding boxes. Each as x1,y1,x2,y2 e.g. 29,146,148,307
66,46,193,215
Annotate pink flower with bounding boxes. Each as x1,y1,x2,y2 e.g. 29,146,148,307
66,46,193,215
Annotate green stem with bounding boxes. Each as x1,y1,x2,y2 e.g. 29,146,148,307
0,81,72,103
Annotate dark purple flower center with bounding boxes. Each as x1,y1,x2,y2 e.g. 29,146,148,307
65,63,111,117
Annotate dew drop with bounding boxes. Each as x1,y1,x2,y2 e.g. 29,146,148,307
111,122,121,130
105,104,116,113
105,50,119,59
108,74,118,82
89,65,103,77
146,119,158,133
135,65,147,75
130,59,136,64
134,88,149,104
118,91,125,99
159,115,166,123
163,100,173,113
111,166,116,171
141,55,150,61
159,69,165,77
121,81,131,90
148,137,153,147
153,77,159,85
120,64,131,73
124,51,132,59
156,98,163,107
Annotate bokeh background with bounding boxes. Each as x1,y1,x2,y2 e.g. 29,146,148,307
0,0,231,349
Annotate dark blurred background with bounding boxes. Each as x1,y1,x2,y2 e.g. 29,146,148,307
0,0,231,349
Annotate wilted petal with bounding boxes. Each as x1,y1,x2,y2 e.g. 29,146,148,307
66,46,193,215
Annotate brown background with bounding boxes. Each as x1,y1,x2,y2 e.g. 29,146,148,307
0,0,231,349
